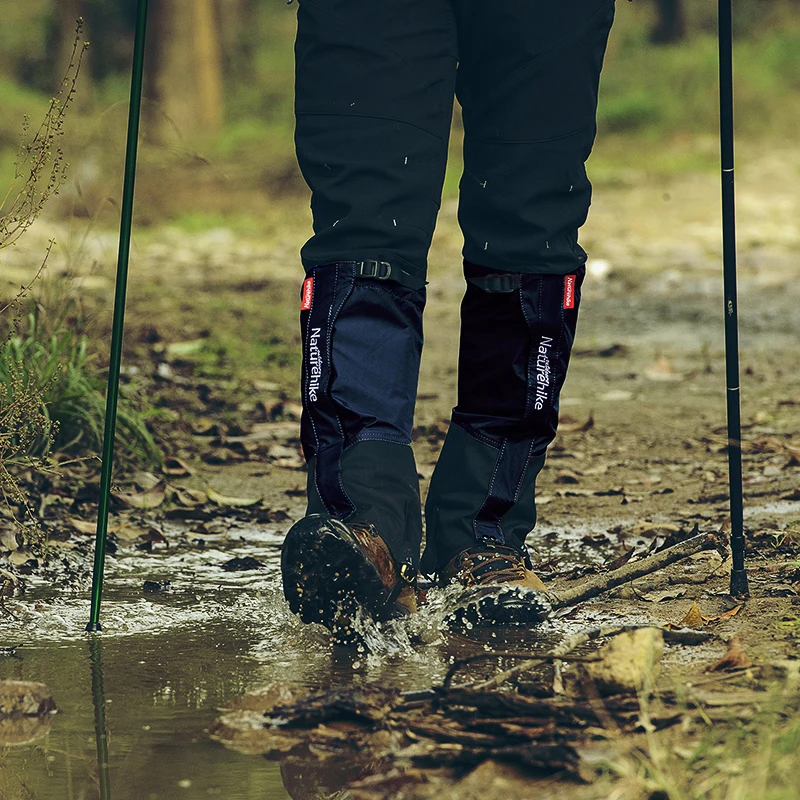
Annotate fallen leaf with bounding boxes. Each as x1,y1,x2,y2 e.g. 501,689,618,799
641,588,687,603
68,518,96,536
678,601,705,629
558,414,595,434
202,448,246,464
132,471,162,492
644,355,683,382
605,548,635,571
672,601,743,629
114,523,150,542
113,481,167,510
192,418,221,436
714,605,743,621
7,550,32,566
706,635,751,672
135,529,169,551
174,488,208,507
206,486,262,508
0,531,20,551
162,457,193,477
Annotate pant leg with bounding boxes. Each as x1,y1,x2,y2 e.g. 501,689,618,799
422,1,614,573
293,0,458,569
294,0,458,289
455,0,615,273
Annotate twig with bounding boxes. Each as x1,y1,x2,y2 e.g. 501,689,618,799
549,531,724,610
685,667,759,689
0,240,54,316
442,652,601,692
459,625,715,694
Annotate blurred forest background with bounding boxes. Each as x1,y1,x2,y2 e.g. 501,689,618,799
0,0,799,479
1,0,800,230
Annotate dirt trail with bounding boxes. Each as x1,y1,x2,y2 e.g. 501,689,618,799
2,147,799,799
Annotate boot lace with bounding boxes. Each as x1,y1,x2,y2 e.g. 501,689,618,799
456,545,529,586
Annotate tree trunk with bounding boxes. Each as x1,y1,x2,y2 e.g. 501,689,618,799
650,0,686,44
146,0,224,141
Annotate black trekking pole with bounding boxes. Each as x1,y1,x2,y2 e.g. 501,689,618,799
86,0,149,632
718,0,748,598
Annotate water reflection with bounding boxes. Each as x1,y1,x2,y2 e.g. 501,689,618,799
89,637,111,800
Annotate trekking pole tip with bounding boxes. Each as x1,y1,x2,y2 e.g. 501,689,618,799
86,622,103,633
729,568,749,598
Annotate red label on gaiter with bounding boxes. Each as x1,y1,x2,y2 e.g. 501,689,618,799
301,277,314,310
563,274,576,309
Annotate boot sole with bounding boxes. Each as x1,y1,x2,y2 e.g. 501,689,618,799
447,583,553,628
281,515,392,645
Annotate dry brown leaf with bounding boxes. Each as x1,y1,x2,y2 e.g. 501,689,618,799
671,600,743,630
174,487,208,507
162,457,193,477
714,605,743,621
68,518,96,536
706,635,751,672
558,414,594,434
202,448,246,464
644,355,683,382
114,481,167,510
206,486,261,508
114,523,149,542
678,601,705,628
131,470,162,491
0,531,18,551
7,550,32,566
192,418,220,436
640,588,687,603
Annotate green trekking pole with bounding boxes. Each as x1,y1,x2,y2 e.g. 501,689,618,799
718,0,748,598
86,0,149,632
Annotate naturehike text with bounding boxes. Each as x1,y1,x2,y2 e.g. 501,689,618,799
307,327,322,402
534,335,553,411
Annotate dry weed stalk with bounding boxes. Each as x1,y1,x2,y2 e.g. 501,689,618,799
0,20,88,249
0,21,87,551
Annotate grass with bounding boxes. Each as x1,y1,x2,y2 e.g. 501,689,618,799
0,295,160,465
594,685,800,800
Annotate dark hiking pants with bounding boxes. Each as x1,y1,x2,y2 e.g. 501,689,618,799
294,0,615,574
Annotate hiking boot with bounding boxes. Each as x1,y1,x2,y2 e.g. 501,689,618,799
281,514,417,644
439,543,552,626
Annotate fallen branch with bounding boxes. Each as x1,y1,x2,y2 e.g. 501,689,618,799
442,652,600,692
449,625,714,694
549,531,725,610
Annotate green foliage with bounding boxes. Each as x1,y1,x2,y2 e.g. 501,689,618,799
599,9,800,140
170,209,263,237
0,298,160,465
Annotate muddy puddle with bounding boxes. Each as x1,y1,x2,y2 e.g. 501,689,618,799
0,517,707,800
